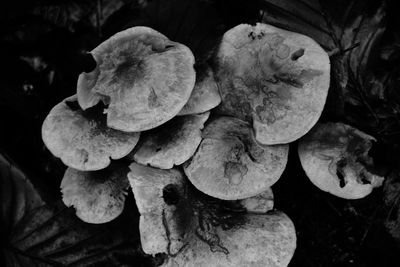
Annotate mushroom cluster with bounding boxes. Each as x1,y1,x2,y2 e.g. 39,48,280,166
42,23,385,266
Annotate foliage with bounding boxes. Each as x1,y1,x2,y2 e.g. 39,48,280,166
0,153,157,267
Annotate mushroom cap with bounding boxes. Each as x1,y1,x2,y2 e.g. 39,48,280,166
133,112,209,169
77,26,196,132
178,64,221,116
162,211,296,267
61,165,129,224
298,122,384,199
215,23,330,145
128,163,193,256
239,188,274,214
184,116,288,200
42,95,140,171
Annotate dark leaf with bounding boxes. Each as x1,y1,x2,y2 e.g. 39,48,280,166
260,0,335,50
102,0,227,63
1,153,155,267
383,171,400,247
31,0,125,35
260,0,387,121
260,0,386,61
0,154,44,236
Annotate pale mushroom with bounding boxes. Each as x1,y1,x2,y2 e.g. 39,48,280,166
77,26,196,132
298,122,384,199
128,163,193,256
178,64,221,116
214,23,330,145
42,95,140,171
129,163,295,267
162,211,296,267
133,112,209,169
239,188,274,214
184,116,288,200
61,164,129,224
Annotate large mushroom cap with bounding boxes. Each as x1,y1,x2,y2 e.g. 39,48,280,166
129,164,295,266
178,64,221,116
298,122,384,199
61,164,129,224
133,112,209,169
184,116,288,200
162,211,296,267
77,26,196,132
215,23,330,145
42,95,140,171
128,163,193,256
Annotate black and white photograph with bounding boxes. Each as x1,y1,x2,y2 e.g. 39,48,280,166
0,0,399,266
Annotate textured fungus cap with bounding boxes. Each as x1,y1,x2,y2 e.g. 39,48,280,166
77,26,196,132
184,116,288,200
61,164,129,224
215,23,330,145
298,122,384,199
42,95,140,171
239,188,274,214
178,64,221,116
162,211,296,267
133,112,209,169
128,163,192,256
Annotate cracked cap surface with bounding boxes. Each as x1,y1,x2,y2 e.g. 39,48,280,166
184,116,288,200
215,23,330,145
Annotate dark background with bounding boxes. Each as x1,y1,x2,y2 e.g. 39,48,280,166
1,0,400,266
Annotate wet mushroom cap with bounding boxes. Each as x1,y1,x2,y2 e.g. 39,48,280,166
162,211,296,267
128,163,193,255
133,112,209,169
77,26,196,132
184,116,288,200
298,122,384,199
61,165,129,224
42,95,140,171
215,23,330,145
178,64,221,116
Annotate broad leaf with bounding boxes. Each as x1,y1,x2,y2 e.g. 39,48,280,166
0,153,44,236
383,171,400,247
1,153,156,267
260,0,387,120
260,0,386,69
102,0,226,63
32,0,125,34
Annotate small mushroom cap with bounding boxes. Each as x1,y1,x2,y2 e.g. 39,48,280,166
239,188,274,214
61,165,129,224
184,116,288,200
178,64,221,115
42,95,140,171
77,26,196,132
298,122,384,199
128,163,193,256
162,211,296,267
215,23,330,145
133,112,209,169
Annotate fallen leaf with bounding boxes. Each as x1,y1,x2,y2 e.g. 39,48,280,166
383,171,400,247
0,153,156,267
260,0,387,120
